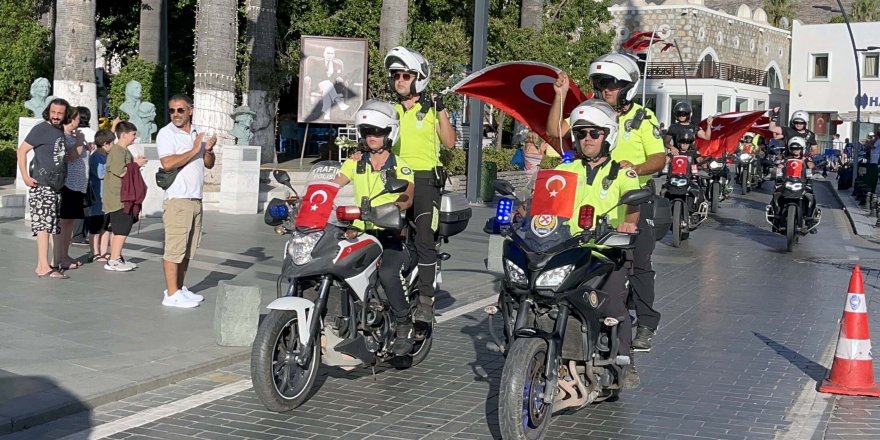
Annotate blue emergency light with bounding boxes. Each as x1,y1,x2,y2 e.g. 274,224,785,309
496,198,513,225
562,150,575,163
268,203,289,220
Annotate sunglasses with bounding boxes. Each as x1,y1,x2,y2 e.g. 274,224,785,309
793,121,806,125
591,76,627,91
168,107,188,114
359,125,390,138
574,128,604,140
675,112,690,118
391,71,414,81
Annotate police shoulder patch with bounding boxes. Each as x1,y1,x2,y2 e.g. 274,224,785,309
652,125,662,139
400,167,412,175
625,169,638,179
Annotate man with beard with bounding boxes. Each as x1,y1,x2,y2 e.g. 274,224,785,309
156,94,216,308
17,98,72,279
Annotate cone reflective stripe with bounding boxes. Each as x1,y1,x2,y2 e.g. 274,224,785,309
819,265,880,397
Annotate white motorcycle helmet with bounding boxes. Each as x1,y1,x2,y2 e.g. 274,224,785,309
743,131,756,142
384,46,431,96
354,100,400,150
588,53,641,109
790,110,809,129
787,136,806,155
569,100,619,156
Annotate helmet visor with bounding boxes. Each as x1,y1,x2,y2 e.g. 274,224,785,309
792,120,806,126
358,125,391,138
591,75,628,91
675,111,690,118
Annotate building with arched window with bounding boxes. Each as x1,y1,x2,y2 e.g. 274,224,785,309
608,0,791,129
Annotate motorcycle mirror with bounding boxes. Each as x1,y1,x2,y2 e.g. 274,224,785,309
384,178,409,194
369,203,404,230
619,188,653,206
493,180,516,197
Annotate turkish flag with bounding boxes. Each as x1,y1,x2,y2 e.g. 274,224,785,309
622,31,675,53
695,110,766,157
529,169,579,219
452,61,590,155
295,181,340,229
750,116,773,140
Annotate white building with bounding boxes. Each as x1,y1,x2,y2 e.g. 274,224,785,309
609,0,791,128
789,20,880,146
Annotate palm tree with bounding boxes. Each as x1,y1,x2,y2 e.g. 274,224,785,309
54,0,98,128
193,0,237,184
379,0,408,56
139,0,163,65
764,0,794,28
521,0,543,32
244,0,277,166
851,0,880,21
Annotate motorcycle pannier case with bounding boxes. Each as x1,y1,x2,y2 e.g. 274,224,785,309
438,191,472,238
650,196,672,241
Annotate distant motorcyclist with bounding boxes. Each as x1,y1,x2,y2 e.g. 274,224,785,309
331,100,416,355
770,136,818,228
665,101,712,149
769,108,819,156
554,99,643,389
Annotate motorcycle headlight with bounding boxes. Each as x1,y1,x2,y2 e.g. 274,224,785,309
504,259,527,285
535,264,574,288
785,182,804,191
671,178,688,187
709,161,723,170
288,231,324,265
739,153,753,162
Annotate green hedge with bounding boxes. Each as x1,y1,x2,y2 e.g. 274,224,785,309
0,140,17,177
439,147,562,176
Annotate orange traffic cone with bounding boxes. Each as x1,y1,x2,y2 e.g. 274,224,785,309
819,265,880,397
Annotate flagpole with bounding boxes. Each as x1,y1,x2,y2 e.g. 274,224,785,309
641,25,657,107
672,37,688,101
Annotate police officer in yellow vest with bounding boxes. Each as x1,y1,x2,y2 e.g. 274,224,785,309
547,53,666,354
553,99,644,389
332,100,416,355
383,47,457,323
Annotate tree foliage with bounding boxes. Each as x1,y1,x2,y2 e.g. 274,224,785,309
850,0,880,22
764,0,794,28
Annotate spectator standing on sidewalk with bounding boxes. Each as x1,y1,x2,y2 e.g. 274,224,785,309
156,94,215,308
87,129,114,263
55,106,88,271
17,98,71,279
103,121,146,272
523,131,548,193
71,106,96,245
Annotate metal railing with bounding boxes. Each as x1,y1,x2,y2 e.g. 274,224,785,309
645,62,768,86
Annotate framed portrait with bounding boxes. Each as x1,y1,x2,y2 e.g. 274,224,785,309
297,36,368,124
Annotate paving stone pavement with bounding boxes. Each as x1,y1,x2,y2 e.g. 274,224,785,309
5,178,880,440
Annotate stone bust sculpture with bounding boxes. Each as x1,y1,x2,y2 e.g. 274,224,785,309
119,80,142,120
230,106,256,145
135,102,158,143
24,78,55,117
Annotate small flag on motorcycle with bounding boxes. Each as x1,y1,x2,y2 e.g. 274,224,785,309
671,155,689,176
496,198,513,225
578,205,595,230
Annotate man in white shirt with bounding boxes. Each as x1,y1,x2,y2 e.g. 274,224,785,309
156,94,217,308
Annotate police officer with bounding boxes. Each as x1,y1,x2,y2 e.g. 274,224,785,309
769,108,819,156
331,100,416,355
383,46,457,323
665,101,712,149
555,99,643,388
547,53,666,353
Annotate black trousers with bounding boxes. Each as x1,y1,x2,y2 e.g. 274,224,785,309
410,172,441,298
602,265,631,355
373,230,409,323
631,202,660,331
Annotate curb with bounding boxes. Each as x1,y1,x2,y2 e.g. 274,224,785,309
817,180,859,236
1,350,250,435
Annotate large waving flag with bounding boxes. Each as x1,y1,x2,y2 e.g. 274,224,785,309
452,61,590,154
622,31,675,53
696,110,766,157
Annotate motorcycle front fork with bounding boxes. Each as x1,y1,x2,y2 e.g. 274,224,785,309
296,276,332,367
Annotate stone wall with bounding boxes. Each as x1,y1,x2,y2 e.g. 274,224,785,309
611,0,853,25
609,1,791,85
447,170,532,197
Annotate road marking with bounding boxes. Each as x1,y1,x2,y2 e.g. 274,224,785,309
775,330,838,440
437,294,498,323
59,380,252,440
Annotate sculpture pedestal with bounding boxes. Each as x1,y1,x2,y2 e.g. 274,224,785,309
219,145,260,215
15,117,42,191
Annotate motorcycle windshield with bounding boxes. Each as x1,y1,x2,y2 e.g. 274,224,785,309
307,160,342,181
512,214,576,253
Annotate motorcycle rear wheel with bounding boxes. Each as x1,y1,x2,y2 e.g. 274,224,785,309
251,310,321,412
499,338,553,440
786,208,797,252
672,201,683,248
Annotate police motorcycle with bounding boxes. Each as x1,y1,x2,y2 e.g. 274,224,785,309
704,153,731,213
765,154,822,252
735,136,762,194
250,162,471,412
661,155,708,248
483,180,653,440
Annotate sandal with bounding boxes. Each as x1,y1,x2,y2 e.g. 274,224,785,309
91,254,110,263
56,261,82,270
37,269,69,279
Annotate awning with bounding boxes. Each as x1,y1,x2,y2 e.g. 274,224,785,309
836,111,880,123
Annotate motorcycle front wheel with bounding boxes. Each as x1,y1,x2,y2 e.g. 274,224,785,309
710,182,720,213
251,310,321,412
499,338,553,440
786,208,798,252
742,168,750,195
672,200,683,248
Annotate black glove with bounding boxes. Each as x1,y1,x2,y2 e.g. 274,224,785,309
433,94,445,112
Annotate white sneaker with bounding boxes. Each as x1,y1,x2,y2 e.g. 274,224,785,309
181,286,204,302
120,256,138,268
104,259,135,272
162,290,199,308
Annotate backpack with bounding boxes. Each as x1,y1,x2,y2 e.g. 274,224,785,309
511,148,526,170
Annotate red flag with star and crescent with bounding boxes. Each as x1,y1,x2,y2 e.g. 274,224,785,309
695,110,766,157
452,61,590,155
295,181,340,229
529,170,579,219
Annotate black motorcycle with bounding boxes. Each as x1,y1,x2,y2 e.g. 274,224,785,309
765,159,822,251
661,155,708,247
251,164,471,412
735,149,762,194
484,180,652,440
704,154,731,213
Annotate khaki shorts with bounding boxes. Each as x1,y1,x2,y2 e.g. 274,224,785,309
163,198,203,263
